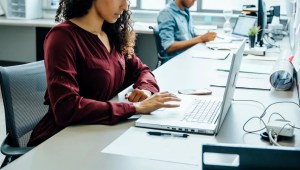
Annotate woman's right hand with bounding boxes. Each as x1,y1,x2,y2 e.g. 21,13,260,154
133,91,181,114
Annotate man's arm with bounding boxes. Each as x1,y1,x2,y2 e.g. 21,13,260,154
166,32,216,53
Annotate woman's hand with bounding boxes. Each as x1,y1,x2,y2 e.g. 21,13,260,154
125,89,152,102
133,91,181,114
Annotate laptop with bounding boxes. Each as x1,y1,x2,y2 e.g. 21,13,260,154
217,15,257,41
135,40,246,135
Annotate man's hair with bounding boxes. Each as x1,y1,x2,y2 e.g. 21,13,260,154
55,0,136,57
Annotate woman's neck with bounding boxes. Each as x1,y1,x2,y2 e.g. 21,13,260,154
70,7,104,36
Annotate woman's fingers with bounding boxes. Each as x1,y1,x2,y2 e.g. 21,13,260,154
153,92,181,102
131,94,142,102
162,103,181,108
159,96,181,102
126,89,151,102
134,91,181,114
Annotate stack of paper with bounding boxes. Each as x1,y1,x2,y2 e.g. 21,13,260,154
218,63,273,74
186,44,231,60
211,72,271,90
206,43,240,50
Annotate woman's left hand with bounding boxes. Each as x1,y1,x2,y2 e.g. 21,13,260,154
125,89,152,102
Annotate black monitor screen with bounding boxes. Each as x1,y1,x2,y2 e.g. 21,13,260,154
257,0,267,46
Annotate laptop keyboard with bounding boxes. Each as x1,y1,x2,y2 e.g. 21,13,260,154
181,99,221,124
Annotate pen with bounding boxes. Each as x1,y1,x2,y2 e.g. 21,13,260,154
147,131,189,138
207,46,215,50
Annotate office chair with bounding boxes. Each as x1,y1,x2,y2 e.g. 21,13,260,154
149,25,169,68
0,60,48,168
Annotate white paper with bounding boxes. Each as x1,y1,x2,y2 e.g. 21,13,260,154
186,44,230,60
211,72,271,90
244,55,278,61
206,43,241,50
102,127,214,165
207,38,232,43
218,63,273,74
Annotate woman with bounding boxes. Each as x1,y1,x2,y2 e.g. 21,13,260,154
28,0,180,146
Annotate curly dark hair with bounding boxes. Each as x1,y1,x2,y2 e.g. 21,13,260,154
55,0,136,58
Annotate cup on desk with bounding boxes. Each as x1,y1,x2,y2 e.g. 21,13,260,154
269,59,294,90
248,35,256,48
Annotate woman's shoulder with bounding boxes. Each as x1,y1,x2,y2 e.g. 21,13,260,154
50,21,75,34
45,21,79,42
43,21,80,49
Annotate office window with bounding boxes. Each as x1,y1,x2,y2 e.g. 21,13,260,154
201,0,286,14
201,0,254,11
129,0,286,15
189,1,197,11
132,0,198,11
130,0,137,7
140,0,167,10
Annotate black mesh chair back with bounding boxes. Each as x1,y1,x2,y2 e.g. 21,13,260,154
0,60,48,167
149,26,169,68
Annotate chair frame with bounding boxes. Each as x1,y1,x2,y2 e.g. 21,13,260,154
149,26,169,68
0,61,47,168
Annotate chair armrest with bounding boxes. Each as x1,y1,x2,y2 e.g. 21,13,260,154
158,53,169,60
1,134,33,156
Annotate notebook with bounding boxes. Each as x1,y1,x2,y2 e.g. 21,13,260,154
135,40,246,135
217,15,257,41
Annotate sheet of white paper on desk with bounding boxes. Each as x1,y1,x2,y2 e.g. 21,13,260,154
211,72,271,90
244,55,278,61
186,44,230,60
102,127,214,165
206,43,240,50
218,63,272,74
208,38,232,43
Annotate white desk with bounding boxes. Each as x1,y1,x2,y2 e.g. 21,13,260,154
2,39,300,170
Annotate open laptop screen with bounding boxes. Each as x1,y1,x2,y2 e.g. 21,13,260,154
232,15,257,37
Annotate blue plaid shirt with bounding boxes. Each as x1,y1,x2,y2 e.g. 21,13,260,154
157,0,195,59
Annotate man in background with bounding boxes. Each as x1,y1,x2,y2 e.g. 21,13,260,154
157,0,216,62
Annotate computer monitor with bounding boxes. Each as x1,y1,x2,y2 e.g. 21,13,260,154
257,0,267,47
285,0,296,52
273,6,280,17
285,0,295,18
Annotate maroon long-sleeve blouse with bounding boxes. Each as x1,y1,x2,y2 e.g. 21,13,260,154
28,21,159,146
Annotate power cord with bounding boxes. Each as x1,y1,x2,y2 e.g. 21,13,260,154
268,129,280,146
268,112,286,122
233,99,265,111
259,101,300,118
234,100,300,146
263,34,280,49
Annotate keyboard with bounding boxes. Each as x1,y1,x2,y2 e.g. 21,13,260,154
181,99,221,124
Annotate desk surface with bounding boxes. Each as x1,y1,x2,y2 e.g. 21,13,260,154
0,17,154,34
2,38,300,170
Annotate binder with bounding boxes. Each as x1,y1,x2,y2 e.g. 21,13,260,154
202,143,300,170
